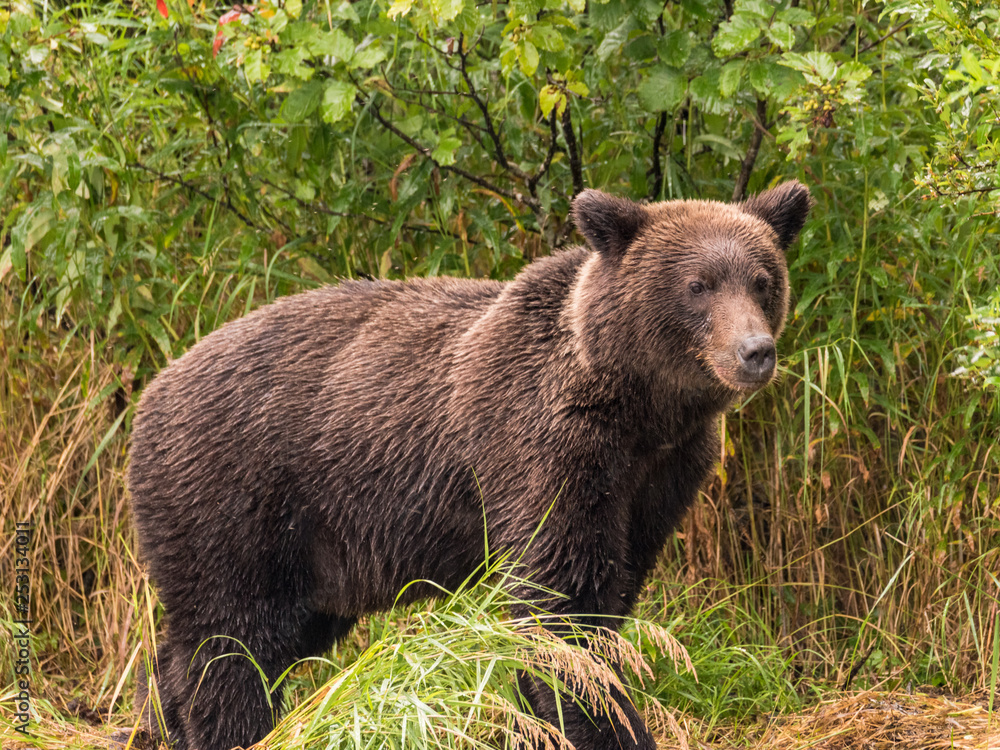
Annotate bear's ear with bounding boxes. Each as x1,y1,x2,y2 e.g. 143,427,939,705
742,181,814,251
571,189,649,258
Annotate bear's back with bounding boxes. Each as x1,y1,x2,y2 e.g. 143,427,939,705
127,277,508,600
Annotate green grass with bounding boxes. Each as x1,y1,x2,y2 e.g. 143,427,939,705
263,568,694,750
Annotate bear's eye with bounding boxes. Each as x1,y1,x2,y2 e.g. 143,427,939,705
689,281,706,296
755,275,770,293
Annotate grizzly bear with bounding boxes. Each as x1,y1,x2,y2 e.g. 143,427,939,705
128,181,812,750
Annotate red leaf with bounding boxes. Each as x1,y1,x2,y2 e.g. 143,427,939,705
218,8,244,24
213,7,253,57
156,0,168,18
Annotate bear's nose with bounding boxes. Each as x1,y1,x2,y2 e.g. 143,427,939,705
737,335,776,380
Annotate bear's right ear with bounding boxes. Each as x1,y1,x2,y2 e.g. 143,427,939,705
742,180,814,251
571,190,649,258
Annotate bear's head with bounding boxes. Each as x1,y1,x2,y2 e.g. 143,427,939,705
570,181,812,395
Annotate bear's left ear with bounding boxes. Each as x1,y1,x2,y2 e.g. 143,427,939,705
742,180,814,251
572,189,649,259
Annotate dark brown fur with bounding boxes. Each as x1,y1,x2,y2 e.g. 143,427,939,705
129,182,812,750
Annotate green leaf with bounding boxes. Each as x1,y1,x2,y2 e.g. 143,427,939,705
776,121,810,157
309,28,354,60
518,39,539,75
678,0,714,20
597,17,632,60
331,0,360,21
84,31,110,46
539,84,567,117
748,59,776,94
432,130,462,165
868,264,889,288
272,47,313,79
719,59,743,97
244,47,270,84
854,114,874,155
637,65,687,111
588,0,627,30
270,8,291,33
286,125,306,169
66,152,81,192
658,29,691,67
961,48,985,85
712,14,760,57
430,0,464,23
626,33,657,61
285,0,302,19
689,67,724,114
282,80,323,123
509,0,543,21
780,50,836,82
693,133,742,160
737,0,775,19
839,60,872,84
566,80,589,97
500,44,518,75
765,20,795,50
147,318,174,362
529,23,565,52
778,7,815,26
27,45,50,65
350,44,386,69
298,255,334,283
321,80,354,123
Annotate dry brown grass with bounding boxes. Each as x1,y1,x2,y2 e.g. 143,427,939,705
3,691,996,750
759,691,1000,750
645,691,1000,750
1,320,155,703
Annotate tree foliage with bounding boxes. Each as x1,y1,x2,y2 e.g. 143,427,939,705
3,0,997,361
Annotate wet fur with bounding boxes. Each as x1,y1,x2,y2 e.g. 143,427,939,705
129,182,812,750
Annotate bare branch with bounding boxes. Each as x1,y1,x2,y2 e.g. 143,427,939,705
413,33,461,71
929,184,1000,198
649,112,668,201
457,33,530,183
732,97,769,202
528,111,560,196
561,104,585,196
127,161,260,230
254,174,464,239
384,80,490,151
365,96,541,212
858,21,910,54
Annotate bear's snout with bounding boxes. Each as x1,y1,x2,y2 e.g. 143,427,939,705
736,334,776,383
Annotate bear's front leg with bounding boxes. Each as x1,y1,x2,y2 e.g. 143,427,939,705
507,507,656,750
515,663,655,750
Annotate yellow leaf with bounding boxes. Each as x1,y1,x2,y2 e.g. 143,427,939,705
387,0,414,19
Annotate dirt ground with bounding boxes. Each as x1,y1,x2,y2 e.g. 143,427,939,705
4,690,998,750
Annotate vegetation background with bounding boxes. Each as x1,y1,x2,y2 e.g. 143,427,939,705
2,0,999,746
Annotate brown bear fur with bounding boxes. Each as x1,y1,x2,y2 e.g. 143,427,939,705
128,182,812,750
